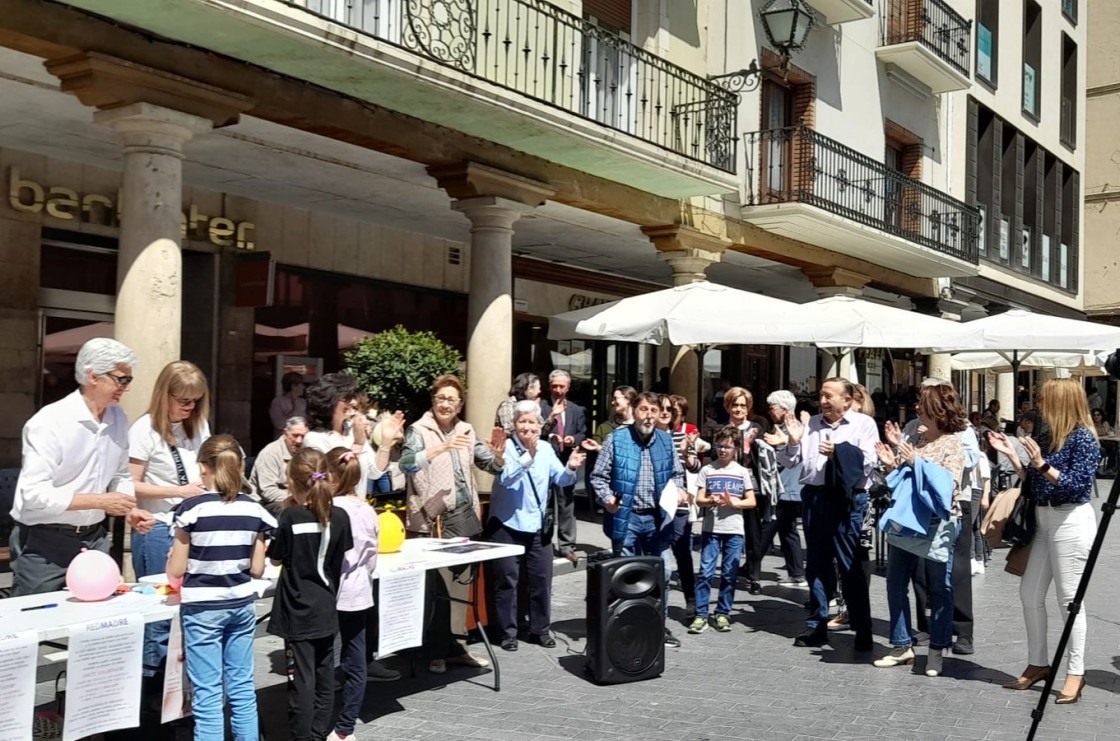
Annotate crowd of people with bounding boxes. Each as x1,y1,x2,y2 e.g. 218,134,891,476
6,337,1106,741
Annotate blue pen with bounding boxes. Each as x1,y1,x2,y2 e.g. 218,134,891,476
20,603,58,611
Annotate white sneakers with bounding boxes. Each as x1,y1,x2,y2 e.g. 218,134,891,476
971,559,986,576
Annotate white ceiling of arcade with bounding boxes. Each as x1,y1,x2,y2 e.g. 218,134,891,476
0,46,821,301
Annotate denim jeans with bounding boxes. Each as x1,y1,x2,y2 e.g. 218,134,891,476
132,521,172,675
615,510,673,617
335,610,368,736
887,545,954,650
694,532,744,617
182,603,259,741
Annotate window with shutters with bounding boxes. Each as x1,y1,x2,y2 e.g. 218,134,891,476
884,121,923,234
583,0,631,33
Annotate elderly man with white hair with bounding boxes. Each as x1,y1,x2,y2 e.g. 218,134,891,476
762,390,807,587
11,337,156,596
487,400,586,652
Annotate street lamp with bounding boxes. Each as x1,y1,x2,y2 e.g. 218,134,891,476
709,0,817,95
759,0,817,59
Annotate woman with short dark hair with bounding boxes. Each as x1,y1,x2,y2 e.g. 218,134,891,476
875,382,967,677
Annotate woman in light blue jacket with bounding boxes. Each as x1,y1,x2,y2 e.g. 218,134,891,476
487,400,586,652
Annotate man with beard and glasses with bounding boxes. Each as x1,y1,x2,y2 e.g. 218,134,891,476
769,378,879,651
591,392,686,647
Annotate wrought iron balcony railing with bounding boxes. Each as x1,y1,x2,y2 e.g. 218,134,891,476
744,125,979,263
299,0,738,172
882,0,971,78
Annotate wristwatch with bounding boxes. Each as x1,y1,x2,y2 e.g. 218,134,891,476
1035,462,1052,474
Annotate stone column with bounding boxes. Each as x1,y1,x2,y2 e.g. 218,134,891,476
803,267,870,382
96,103,212,419
430,164,553,433
45,52,252,422
644,225,729,418
454,197,533,429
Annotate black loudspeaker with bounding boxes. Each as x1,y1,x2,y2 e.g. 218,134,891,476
585,556,665,684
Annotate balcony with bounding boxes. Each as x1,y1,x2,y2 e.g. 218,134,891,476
53,0,738,197
805,0,874,25
742,125,980,278
875,0,971,93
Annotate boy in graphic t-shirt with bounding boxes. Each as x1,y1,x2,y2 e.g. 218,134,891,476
688,425,757,634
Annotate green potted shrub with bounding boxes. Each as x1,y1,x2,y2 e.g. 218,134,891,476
343,325,462,424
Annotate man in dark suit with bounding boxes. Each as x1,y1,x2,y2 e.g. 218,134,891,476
540,370,587,561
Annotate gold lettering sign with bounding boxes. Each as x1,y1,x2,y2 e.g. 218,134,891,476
567,294,612,311
8,167,256,250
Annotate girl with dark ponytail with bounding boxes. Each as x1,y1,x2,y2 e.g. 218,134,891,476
267,447,353,741
166,434,275,740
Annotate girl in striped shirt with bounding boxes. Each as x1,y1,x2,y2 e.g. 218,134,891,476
166,434,275,740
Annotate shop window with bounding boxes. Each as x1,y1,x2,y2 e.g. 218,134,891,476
251,266,469,452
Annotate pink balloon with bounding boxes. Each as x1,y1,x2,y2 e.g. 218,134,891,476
66,549,121,601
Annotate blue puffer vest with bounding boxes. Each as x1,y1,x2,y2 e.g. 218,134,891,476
604,426,676,544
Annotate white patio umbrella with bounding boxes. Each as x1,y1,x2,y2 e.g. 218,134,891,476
806,294,986,351
950,350,1107,375
800,295,987,383
939,308,1120,376
547,281,863,346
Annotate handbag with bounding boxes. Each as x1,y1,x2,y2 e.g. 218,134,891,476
886,515,959,563
1005,543,1031,576
1002,492,1036,547
435,502,482,539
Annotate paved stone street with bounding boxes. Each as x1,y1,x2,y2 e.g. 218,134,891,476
249,488,1120,741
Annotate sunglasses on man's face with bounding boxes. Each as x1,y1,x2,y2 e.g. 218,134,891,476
104,373,133,388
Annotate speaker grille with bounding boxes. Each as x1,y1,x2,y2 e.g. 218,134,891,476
605,599,662,675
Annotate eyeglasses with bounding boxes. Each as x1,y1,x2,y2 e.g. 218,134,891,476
433,395,461,406
173,397,201,408
104,373,133,388
714,444,736,451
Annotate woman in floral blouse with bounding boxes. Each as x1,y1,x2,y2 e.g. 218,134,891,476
989,379,1100,705
874,382,966,678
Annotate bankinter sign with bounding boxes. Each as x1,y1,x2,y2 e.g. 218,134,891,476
7,167,255,250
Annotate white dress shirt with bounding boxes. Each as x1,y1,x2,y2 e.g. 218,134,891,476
13,390,135,527
776,410,879,489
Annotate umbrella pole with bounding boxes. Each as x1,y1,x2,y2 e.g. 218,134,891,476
695,345,709,425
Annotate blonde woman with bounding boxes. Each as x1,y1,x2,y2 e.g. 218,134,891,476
128,360,212,676
989,379,1101,704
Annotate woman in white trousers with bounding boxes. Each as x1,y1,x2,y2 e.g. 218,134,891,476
989,379,1100,705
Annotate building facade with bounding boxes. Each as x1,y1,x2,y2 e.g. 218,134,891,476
0,0,1087,468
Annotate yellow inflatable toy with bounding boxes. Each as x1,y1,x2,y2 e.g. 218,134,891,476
378,511,406,553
